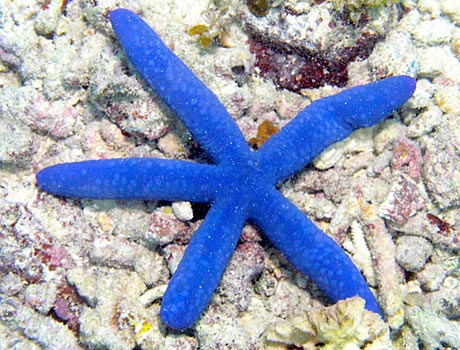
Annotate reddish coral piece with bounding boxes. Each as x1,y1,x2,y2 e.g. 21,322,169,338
53,284,82,333
146,209,191,245
250,40,346,92
2,205,74,283
427,213,452,235
426,213,460,249
249,33,378,92
391,137,423,180
380,175,426,225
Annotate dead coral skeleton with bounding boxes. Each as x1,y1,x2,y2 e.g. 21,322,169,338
263,296,391,350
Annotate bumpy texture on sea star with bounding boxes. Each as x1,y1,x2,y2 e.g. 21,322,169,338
36,8,416,330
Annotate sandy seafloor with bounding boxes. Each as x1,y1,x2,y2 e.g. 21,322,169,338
1,0,460,349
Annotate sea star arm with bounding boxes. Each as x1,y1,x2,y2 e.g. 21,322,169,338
250,186,382,315
257,76,416,184
160,195,248,330
36,158,219,202
110,9,251,165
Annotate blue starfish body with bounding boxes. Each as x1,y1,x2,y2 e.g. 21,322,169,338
36,8,416,330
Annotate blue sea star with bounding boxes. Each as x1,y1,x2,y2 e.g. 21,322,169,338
36,8,416,330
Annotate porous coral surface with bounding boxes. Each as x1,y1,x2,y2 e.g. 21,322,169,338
1,0,459,349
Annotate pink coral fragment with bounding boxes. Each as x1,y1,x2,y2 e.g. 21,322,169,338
391,137,423,180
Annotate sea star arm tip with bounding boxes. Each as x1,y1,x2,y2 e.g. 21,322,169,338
161,195,247,330
250,188,383,316
36,158,218,202
258,75,416,184
110,9,250,165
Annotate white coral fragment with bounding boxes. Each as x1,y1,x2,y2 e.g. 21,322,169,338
264,297,391,350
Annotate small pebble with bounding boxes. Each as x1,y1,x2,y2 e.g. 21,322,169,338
416,263,446,291
396,236,433,272
172,201,194,221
